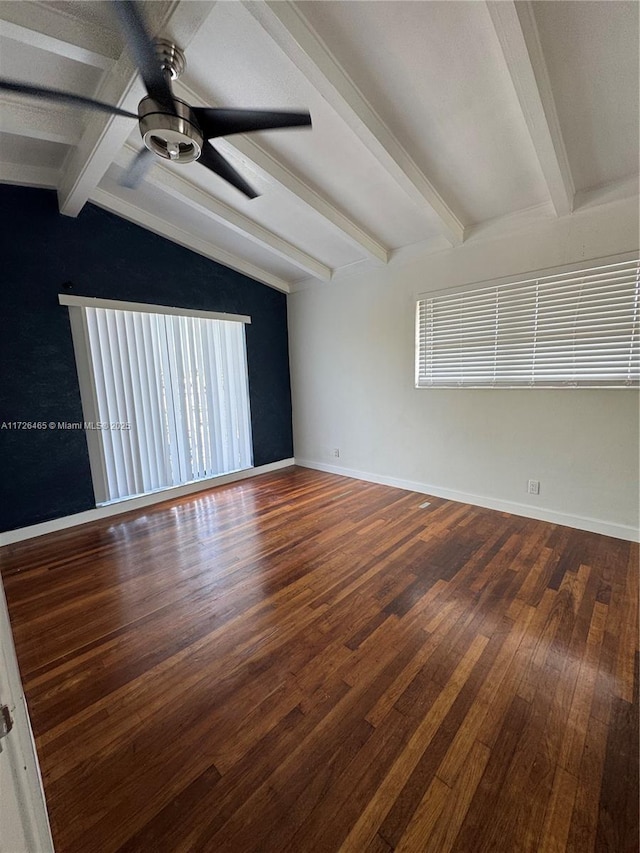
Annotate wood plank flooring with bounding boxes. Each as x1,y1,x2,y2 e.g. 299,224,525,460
1,467,638,853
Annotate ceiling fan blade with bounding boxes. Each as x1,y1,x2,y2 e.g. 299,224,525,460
0,79,138,118
120,147,156,188
112,0,175,111
192,108,312,139
198,142,258,199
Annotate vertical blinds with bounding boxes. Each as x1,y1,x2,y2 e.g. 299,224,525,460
416,258,640,388
81,306,253,502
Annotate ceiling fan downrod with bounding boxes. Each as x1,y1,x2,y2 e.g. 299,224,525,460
154,39,185,80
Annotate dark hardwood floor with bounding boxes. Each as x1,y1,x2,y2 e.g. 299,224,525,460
1,467,638,853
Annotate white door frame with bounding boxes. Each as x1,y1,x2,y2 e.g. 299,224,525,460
0,576,54,852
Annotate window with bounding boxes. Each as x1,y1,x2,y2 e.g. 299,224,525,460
61,296,253,504
416,256,640,388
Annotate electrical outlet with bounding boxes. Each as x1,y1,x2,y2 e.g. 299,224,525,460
332,448,340,458
527,479,540,495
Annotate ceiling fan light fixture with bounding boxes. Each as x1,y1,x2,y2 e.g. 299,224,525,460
0,4,311,197
138,96,203,163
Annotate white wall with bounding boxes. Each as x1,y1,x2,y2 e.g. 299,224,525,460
288,196,640,540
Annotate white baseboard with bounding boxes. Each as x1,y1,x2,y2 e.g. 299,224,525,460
295,458,640,543
0,459,295,546
5,457,637,545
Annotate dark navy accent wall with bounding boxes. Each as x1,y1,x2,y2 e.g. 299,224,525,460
0,185,293,532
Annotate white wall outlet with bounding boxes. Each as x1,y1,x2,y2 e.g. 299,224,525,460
527,479,540,495
332,448,340,458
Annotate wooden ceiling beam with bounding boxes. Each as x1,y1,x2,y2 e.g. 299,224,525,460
91,186,292,294
243,0,465,246
0,96,82,145
0,4,119,69
116,145,332,281
174,80,389,266
486,0,574,217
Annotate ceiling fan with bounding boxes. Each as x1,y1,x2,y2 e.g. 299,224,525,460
0,0,312,198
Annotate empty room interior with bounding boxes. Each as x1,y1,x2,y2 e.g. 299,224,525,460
0,1,638,851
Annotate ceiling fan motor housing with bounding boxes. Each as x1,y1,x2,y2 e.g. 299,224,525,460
138,96,203,163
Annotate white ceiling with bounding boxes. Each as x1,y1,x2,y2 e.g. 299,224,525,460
0,0,638,293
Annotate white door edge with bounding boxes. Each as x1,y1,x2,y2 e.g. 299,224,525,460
0,578,54,853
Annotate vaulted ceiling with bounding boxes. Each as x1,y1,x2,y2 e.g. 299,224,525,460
1,1,638,293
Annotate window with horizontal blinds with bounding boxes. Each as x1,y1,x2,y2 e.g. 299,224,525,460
64,300,253,503
416,258,640,388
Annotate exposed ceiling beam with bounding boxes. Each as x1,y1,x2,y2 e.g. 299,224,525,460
90,187,291,294
173,80,389,265
573,174,640,213
0,162,58,188
0,95,82,145
116,145,331,281
57,1,216,218
243,0,465,246
486,0,574,217
0,4,119,69
56,55,143,218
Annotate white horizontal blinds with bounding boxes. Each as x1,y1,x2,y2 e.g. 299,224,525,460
416,258,640,388
83,306,252,502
